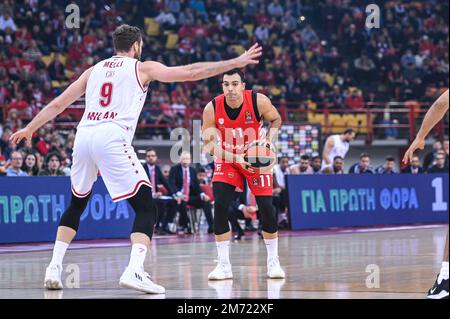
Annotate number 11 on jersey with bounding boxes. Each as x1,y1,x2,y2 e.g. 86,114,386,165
259,174,271,187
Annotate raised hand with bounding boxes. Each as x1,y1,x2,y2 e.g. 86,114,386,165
235,43,262,68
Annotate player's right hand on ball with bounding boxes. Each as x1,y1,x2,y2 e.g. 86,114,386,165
402,137,425,164
235,154,255,173
235,43,262,68
9,127,32,147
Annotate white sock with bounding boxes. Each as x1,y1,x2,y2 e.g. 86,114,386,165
49,241,69,267
439,261,449,280
264,238,279,261
128,244,147,270
216,241,230,264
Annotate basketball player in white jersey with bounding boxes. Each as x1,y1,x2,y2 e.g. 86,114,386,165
403,89,449,299
322,128,355,168
9,24,262,294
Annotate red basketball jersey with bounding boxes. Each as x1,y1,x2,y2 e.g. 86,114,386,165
213,90,264,157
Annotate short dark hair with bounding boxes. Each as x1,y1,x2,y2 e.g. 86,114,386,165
197,167,206,173
146,148,156,154
300,155,310,161
311,156,321,161
385,156,395,162
360,153,370,159
333,156,344,161
344,128,355,135
113,24,142,52
223,69,245,82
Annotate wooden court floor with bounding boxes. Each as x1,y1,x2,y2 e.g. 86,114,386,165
0,225,447,299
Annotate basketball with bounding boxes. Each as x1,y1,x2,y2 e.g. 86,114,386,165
244,141,277,173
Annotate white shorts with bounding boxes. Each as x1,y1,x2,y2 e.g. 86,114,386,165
71,123,151,202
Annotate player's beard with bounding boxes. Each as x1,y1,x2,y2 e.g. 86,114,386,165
134,44,142,60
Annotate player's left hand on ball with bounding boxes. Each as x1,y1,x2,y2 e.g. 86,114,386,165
9,127,32,147
248,139,276,153
235,43,262,68
402,137,425,164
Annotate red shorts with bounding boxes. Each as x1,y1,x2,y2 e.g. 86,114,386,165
212,162,273,196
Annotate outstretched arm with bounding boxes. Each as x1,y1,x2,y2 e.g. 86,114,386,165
403,89,449,163
139,43,262,84
10,67,93,146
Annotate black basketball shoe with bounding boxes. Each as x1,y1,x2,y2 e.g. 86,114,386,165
427,274,449,299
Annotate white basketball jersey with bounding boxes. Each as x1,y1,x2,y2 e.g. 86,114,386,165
78,55,148,138
329,134,349,160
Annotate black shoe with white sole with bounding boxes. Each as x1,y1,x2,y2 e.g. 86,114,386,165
427,274,449,299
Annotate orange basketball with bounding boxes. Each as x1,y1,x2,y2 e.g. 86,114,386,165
244,142,277,173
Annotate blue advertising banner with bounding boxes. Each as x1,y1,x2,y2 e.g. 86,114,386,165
0,177,134,243
286,174,449,230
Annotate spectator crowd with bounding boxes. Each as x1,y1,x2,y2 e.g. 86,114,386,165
1,0,448,141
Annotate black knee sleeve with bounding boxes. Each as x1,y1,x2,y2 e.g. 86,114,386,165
213,182,236,235
59,193,91,231
256,196,278,234
127,185,158,240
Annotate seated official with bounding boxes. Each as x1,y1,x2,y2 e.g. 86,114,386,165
143,148,177,235
169,152,213,235
427,152,449,174
375,156,397,174
348,153,374,174
401,155,424,174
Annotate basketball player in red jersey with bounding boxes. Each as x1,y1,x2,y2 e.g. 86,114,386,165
202,69,285,280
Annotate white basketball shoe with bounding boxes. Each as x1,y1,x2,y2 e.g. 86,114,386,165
44,264,63,290
267,257,286,279
208,262,233,280
119,266,165,294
